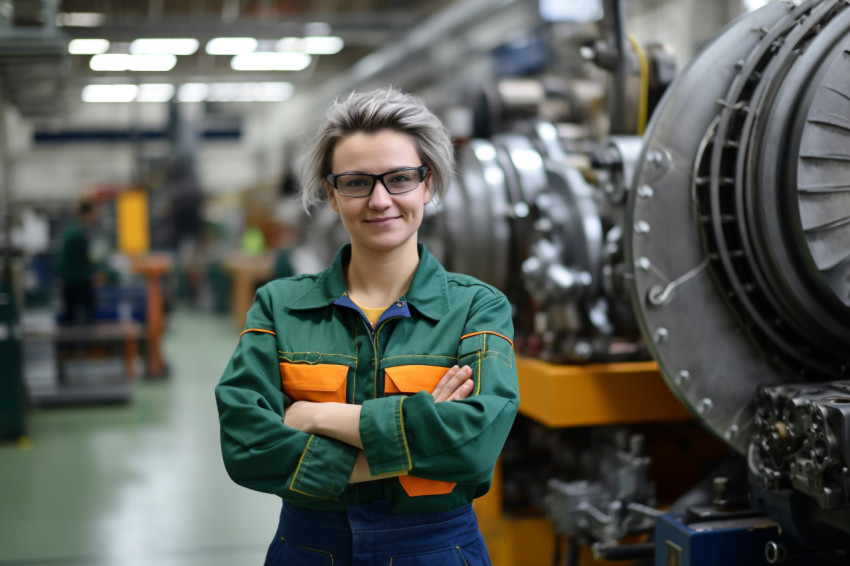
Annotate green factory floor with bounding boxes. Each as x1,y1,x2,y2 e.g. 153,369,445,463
0,308,280,565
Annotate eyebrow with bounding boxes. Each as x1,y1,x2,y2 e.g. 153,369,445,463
334,166,420,175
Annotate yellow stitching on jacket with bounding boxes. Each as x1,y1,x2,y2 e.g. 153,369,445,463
288,435,325,498
278,355,323,365
278,352,357,361
476,336,483,395
373,320,390,401
398,396,413,471
483,350,515,368
381,354,456,362
352,321,360,402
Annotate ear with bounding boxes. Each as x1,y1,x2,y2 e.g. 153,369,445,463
324,180,340,212
422,170,433,205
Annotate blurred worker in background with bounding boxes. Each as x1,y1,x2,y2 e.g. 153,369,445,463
216,87,519,565
58,200,100,325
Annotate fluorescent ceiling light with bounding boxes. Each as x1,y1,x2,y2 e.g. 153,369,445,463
178,83,210,103
82,84,139,103
276,37,304,52
131,38,199,55
302,36,344,55
136,83,175,102
90,53,177,72
539,0,602,22
743,0,770,11
68,38,110,55
206,83,243,101
275,36,344,55
206,37,258,55
57,12,106,27
176,82,294,102
249,82,294,102
303,22,332,36
231,52,311,71
209,82,294,102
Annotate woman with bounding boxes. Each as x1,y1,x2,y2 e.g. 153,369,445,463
215,87,519,565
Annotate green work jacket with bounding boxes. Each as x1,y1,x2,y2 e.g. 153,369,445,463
215,244,519,513
58,219,93,284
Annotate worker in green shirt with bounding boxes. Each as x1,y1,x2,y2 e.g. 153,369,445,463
215,87,519,565
57,200,99,325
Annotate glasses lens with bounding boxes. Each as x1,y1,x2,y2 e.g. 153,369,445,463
335,174,374,197
382,168,421,193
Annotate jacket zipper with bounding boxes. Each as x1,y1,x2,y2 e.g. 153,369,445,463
361,315,400,502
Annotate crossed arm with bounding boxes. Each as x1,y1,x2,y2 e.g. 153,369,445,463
283,365,474,483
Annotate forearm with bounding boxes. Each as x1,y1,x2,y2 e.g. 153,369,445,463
313,402,363,449
286,367,476,479
348,451,404,484
286,401,363,449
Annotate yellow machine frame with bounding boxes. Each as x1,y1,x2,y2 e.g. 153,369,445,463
475,357,692,565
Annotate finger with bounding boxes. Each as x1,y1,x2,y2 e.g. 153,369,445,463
432,365,462,402
439,366,471,401
452,379,474,401
434,366,473,403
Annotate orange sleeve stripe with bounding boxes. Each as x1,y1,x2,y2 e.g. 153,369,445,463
240,328,277,339
460,331,513,349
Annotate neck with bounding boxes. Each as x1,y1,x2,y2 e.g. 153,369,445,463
346,240,419,308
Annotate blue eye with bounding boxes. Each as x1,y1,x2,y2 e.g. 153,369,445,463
387,174,413,184
340,176,370,188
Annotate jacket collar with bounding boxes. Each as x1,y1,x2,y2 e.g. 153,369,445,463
289,243,451,321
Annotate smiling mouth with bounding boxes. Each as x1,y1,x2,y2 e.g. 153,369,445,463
365,216,398,225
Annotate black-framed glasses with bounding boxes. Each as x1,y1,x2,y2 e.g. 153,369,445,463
326,166,429,198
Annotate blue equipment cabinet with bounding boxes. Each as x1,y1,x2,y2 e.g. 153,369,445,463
654,510,781,566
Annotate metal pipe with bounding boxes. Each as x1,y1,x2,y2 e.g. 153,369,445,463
313,0,523,106
602,0,629,134
594,542,655,561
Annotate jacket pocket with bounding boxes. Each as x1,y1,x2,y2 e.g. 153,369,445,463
399,475,456,497
384,365,448,395
280,363,348,403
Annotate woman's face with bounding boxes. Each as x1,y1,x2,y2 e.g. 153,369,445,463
325,130,432,255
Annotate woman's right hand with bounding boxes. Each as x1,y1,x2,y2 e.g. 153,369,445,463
431,365,474,403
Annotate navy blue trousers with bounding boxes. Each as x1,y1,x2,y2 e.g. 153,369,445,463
264,500,492,565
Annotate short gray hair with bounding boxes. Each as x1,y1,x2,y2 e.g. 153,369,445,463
299,87,455,211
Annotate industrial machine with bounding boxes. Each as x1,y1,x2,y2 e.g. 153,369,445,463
433,0,850,564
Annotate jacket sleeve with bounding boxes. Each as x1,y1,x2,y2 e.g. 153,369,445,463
215,285,358,501
358,289,519,484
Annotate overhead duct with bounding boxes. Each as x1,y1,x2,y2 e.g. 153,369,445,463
311,0,532,109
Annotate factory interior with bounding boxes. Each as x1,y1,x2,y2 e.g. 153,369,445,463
1,0,850,564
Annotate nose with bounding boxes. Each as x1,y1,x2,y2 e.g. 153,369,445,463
368,180,393,209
